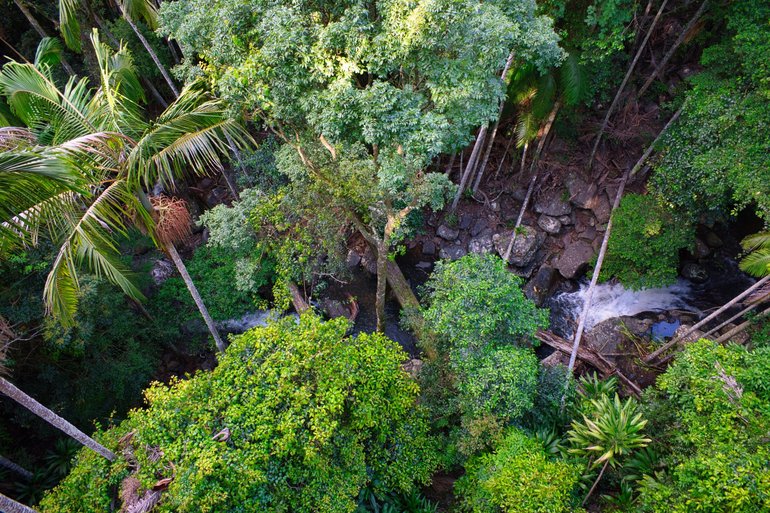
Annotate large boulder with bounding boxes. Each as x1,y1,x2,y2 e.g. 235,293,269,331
524,266,560,306
493,225,545,267
534,190,572,217
589,192,612,225
439,245,467,261
537,214,562,234
566,174,598,209
468,234,495,255
555,240,595,279
437,224,460,241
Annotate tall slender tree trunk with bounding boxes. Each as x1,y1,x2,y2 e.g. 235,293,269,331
0,492,39,513
375,238,389,333
503,100,561,262
638,0,708,98
0,455,33,480
587,0,669,171
165,243,227,353
715,305,770,344
13,0,76,76
0,377,116,461
566,105,684,378
119,9,179,97
450,50,515,210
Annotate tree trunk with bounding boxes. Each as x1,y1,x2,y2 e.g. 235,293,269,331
451,51,515,209
583,460,609,507
120,9,179,97
701,294,768,340
566,105,684,378
223,132,243,200
503,100,561,262
493,133,515,180
375,239,389,332
13,0,76,76
287,282,311,313
715,305,770,344
0,377,116,461
638,0,708,98
0,492,39,513
645,274,770,362
0,455,33,480
587,0,669,171
165,243,227,353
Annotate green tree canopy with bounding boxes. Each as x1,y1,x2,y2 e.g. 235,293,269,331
40,314,439,513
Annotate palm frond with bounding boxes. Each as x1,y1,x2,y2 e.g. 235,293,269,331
0,127,36,151
59,0,82,52
0,97,21,127
741,231,770,252
34,37,64,70
740,249,770,277
128,83,253,189
559,53,586,107
531,73,556,120
119,0,158,29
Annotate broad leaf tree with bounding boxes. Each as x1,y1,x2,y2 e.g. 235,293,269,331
159,0,563,329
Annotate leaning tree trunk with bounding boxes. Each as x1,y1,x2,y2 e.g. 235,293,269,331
566,105,684,378
0,455,33,480
503,100,561,262
119,9,179,97
13,0,76,76
587,0,669,171
0,377,116,461
714,305,770,344
0,492,39,513
638,0,708,98
582,460,610,507
165,243,227,353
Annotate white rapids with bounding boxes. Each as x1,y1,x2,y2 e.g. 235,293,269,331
548,279,700,336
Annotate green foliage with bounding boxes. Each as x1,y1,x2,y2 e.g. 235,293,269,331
106,18,174,84
42,315,439,513
233,135,287,192
650,1,770,225
740,230,770,277
600,194,694,289
423,254,549,353
456,428,583,513
635,340,770,512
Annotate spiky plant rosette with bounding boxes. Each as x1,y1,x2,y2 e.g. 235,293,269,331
150,195,191,247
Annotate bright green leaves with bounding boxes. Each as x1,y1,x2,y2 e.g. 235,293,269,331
456,428,583,513
600,193,695,290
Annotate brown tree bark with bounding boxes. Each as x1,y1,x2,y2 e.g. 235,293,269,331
0,377,116,461
13,0,76,76
587,0,670,171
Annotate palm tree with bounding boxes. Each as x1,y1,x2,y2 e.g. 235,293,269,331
567,393,650,506
741,231,770,277
0,32,250,352
0,491,39,513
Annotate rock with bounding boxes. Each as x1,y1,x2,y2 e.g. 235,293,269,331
490,201,500,212
205,187,229,208
524,266,560,306
360,246,377,274
346,250,361,268
692,238,711,259
493,225,545,267
590,193,612,225
402,358,424,378
534,190,572,217
437,224,460,241
537,214,561,234
672,324,705,344
704,230,723,248
459,214,473,230
415,261,433,270
578,226,597,242
320,298,352,320
681,262,708,283
555,240,595,279
470,218,488,237
439,245,467,260
566,174,598,209
468,234,494,255
422,241,436,256
558,215,573,226
586,316,653,358
151,258,175,285
511,187,528,202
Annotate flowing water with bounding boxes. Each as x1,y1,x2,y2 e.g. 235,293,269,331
547,280,699,338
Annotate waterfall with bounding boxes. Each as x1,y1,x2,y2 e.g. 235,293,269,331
548,279,699,338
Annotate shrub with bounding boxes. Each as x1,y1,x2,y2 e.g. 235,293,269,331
456,428,583,513
599,194,694,290
41,315,439,513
